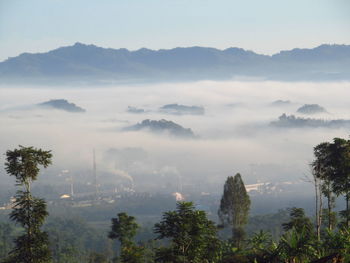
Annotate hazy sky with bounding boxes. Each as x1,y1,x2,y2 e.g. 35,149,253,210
0,0,350,61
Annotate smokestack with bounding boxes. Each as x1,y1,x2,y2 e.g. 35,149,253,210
62,169,74,199
70,174,74,198
178,174,183,192
93,149,99,200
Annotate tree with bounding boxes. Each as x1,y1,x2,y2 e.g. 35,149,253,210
218,173,250,249
247,230,277,263
302,168,324,241
44,217,110,263
322,227,350,262
108,212,143,263
310,168,323,241
313,138,350,228
282,208,314,239
279,208,319,262
328,138,350,227
154,201,221,263
312,142,336,231
278,227,317,263
4,146,52,263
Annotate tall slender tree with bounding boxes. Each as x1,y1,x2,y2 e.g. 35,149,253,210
4,146,52,263
313,141,337,231
313,138,350,228
311,168,323,241
218,173,250,249
282,207,314,240
328,138,350,227
109,212,143,263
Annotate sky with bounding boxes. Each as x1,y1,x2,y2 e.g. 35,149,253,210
0,0,350,61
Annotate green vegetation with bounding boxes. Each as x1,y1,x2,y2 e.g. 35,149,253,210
4,146,52,263
0,223,17,259
218,174,250,249
1,138,350,262
109,213,144,263
45,217,111,263
154,202,220,263
312,138,350,229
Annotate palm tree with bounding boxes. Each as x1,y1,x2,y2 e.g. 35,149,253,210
278,227,316,263
248,230,279,263
322,227,350,263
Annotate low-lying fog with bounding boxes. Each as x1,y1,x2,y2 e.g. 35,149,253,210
1,80,349,195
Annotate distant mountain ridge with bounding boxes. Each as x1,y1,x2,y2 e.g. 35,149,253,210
38,99,86,112
1,43,349,83
271,114,350,128
124,119,196,138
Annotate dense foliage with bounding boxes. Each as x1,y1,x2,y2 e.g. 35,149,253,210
3,146,52,263
218,174,250,249
154,202,221,263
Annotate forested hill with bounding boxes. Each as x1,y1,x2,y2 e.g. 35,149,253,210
1,43,350,83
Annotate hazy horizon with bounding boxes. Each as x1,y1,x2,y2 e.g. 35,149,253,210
1,80,349,196
2,41,348,63
1,0,349,61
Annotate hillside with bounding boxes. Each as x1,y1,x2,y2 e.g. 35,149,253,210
1,43,349,83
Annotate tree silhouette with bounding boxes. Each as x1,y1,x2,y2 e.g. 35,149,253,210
282,207,313,238
313,138,350,227
312,142,336,231
4,146,52,263
108,212,143,263
154,201,221,263
328,138,350,227
218,173,250,249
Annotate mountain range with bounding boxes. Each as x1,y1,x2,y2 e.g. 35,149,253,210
1,43,349,83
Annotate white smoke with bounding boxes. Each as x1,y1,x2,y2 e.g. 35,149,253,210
172,192,184,201
113,169,134,185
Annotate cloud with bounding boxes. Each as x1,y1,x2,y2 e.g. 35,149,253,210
0,80,349,194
